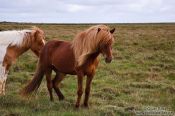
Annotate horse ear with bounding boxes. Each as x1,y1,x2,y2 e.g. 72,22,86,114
34,30,39,40
110,28,115,34
97,28,101,33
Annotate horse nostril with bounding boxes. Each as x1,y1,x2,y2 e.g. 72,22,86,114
105,57,112,63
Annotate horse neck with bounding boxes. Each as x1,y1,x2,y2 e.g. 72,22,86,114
12,45,30,58
87,51,100,64
19,46,30,56
21,33,35,56
15,37,32,57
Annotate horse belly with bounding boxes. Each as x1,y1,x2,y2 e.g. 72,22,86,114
53,61,76,74
51,47,76,74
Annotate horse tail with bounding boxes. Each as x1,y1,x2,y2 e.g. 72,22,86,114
21,61,45,96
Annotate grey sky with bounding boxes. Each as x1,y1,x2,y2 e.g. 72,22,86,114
0,0,175,23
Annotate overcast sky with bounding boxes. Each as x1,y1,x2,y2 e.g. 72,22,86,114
0,0,175,23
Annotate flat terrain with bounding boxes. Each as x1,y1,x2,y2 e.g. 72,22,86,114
0,23,175,116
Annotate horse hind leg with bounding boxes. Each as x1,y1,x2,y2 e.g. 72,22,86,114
45,69,54,101
52,73,65,100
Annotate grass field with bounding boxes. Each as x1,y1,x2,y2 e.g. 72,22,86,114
0,22,175,116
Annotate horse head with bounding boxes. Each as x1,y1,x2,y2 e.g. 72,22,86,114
30,27,45,57
98,27,115,63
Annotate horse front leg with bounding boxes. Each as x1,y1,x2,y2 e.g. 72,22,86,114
75,72,84,108
84,74,94,107
0,80,3,95
0,65,8,95
0,75,7,95
1,55,13,95
0,79,7,95
2,79,7,95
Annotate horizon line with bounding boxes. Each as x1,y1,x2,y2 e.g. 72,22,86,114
0,21,175,25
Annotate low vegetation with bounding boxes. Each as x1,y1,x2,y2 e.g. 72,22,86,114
0,22,175,116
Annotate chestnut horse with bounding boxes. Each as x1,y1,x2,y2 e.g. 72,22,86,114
0,27,45,95
22,25,115,108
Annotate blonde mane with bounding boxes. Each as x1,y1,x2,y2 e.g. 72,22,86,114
22,26,45,47
0,26,44,47
72,25,114,66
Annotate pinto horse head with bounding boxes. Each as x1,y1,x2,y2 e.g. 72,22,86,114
30,27,45,57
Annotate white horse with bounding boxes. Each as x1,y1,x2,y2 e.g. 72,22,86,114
0,27,45,95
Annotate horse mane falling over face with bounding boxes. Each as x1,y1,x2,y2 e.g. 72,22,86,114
72,25,115,66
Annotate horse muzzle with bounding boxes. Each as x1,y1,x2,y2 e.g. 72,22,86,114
105,57,112,63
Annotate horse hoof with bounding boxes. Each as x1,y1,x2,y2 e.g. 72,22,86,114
84,103,89,108
75,104,80,108
59,96,65,101
0,92,5,95
50,98,54,102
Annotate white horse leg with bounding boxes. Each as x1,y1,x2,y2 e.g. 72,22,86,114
2,79,6,95
0,66,7,95
0,67,4,95
2,74,7,95
0,80,3,95
0,79,6,95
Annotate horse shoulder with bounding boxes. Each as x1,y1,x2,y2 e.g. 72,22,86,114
83,58,99,76
3,46,19,65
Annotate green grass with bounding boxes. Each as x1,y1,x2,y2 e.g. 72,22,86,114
0,23,175,116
